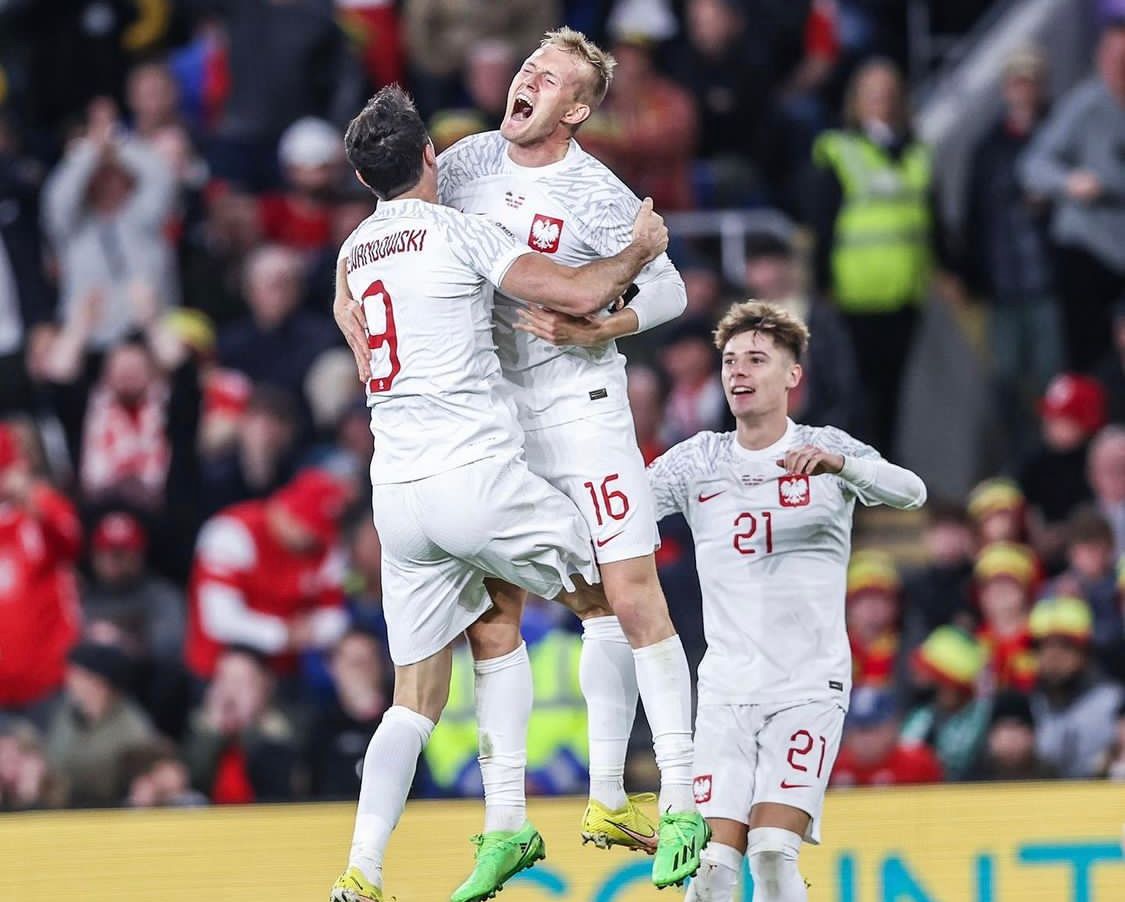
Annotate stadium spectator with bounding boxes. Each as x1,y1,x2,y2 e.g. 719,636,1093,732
626,364,667,465
1029,596,1124,778
962,46,1060,457
207,0,366,191
259,118,343,254
123,739,207,808
0,114,52,416
183,647,301,803
45,641,155,808
463,40,519,129
0,720,68,811
336,0,405,91
1088,425,1125,558
403,0,558,117
82,512,185,659
1094,299,1125,425
306,630,388,800
967,477,1028,545
1095,698,1125,780
125,62,184,143
42,99,177,351
743,230,862,433
1047,506,1121,657
973,543,1038,692
658,318,724,446
525,612,588,796
901,626,990,780
581,32,698,210
78,337,172,511
1020,19,1125,370
1018,373,1106,560
846,551,903,691
199,385,301,518
0,423,82,727
808,58,940,452
184,469,349,681
830,688,942,787
216,245,340,404
340,517,389,647
901,501,975,654
666,0,771,203
967,690,1055,781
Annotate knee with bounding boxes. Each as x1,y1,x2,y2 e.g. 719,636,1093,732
392,681,449,724
610,591,673,646
466,621,522,660
746,828,803,899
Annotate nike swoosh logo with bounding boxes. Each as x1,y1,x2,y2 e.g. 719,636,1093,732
604,819,658,850
697,491,725,503
780,780,810,789
596,531,625,547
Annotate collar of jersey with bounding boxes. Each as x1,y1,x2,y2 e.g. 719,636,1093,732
502,138,579,178
731,418,795,461
373,197,427,216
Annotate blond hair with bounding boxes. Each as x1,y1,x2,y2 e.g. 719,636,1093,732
714,301,810,360
541,27,617,106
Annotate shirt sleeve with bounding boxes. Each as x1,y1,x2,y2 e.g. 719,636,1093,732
647,435,704,521
817,426,928,510
446,211,535,286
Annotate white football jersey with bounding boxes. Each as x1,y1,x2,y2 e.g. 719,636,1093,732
438,131,678,430
648,420,886,708
338,198,533,485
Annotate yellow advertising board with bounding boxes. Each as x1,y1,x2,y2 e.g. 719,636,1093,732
1,783,1123,900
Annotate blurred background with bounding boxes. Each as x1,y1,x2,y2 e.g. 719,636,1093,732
0,2,1123,887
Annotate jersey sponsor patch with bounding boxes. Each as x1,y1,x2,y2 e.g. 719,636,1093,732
589,388,608,400
778,474,811,507
829,680,844,691
692,774,713,804
529,214,564,253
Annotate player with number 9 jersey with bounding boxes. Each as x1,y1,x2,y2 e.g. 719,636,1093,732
649,302,926,902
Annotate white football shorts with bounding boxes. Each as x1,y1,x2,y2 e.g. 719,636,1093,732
372,453,598,666
692,698,846,844
522,404,660,564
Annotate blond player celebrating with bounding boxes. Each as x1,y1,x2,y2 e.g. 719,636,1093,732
646,302,927,901
434,28,707,896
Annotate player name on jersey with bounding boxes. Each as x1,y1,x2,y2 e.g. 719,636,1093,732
344,228,428,273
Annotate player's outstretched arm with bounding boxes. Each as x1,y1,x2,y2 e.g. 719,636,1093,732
779,444,927,510
500,197,668,315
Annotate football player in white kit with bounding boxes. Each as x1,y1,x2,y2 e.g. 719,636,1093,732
647,302,927,902
327,87,670,902
435,28,709,893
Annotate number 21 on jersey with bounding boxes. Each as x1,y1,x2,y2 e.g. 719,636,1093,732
361,280,401,393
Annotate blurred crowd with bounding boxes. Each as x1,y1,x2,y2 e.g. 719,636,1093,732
0,0,1124,811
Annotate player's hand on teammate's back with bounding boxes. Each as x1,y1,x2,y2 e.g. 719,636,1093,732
515,306,606,347
778,445,845,476
631,196,668,261
334,257,372,383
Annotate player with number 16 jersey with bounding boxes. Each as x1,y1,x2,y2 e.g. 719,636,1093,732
648,302,927,902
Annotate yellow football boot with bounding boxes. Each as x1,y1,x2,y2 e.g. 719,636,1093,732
580,793,659,854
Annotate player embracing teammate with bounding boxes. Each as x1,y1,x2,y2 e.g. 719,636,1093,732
647,303,927,901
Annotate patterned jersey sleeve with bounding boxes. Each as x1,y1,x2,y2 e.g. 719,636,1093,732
809,425,883,462
647,432,716,520
437,132,504,206
440,208,534,286
561,156,679,288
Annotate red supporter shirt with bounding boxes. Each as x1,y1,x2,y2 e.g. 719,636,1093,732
185,501,344,678
258,194,332,252
977,626,1037,692
850,629,900,689
0,487,82,706
831,742,943,787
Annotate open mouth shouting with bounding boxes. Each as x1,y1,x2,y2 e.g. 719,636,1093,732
510,91,535,123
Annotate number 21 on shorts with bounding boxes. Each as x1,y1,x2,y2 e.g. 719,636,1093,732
362,280,401,392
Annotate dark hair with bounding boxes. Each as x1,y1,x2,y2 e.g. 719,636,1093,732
1065,504,1114,547
344,86,430,200
744,231,794,263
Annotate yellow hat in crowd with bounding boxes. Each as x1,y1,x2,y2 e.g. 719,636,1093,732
913,626,986,690
967,478,1025,521
847,550,901,599
973,542,1038,588
1029,597,1093,644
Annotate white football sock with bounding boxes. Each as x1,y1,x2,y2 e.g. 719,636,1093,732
685,842,743,901
580,615,639,810
747,827,807,902
632,634,695,813
474,642,532,833
349,705,435,887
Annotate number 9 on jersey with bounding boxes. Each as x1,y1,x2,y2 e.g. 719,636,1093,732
362,279,401,393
